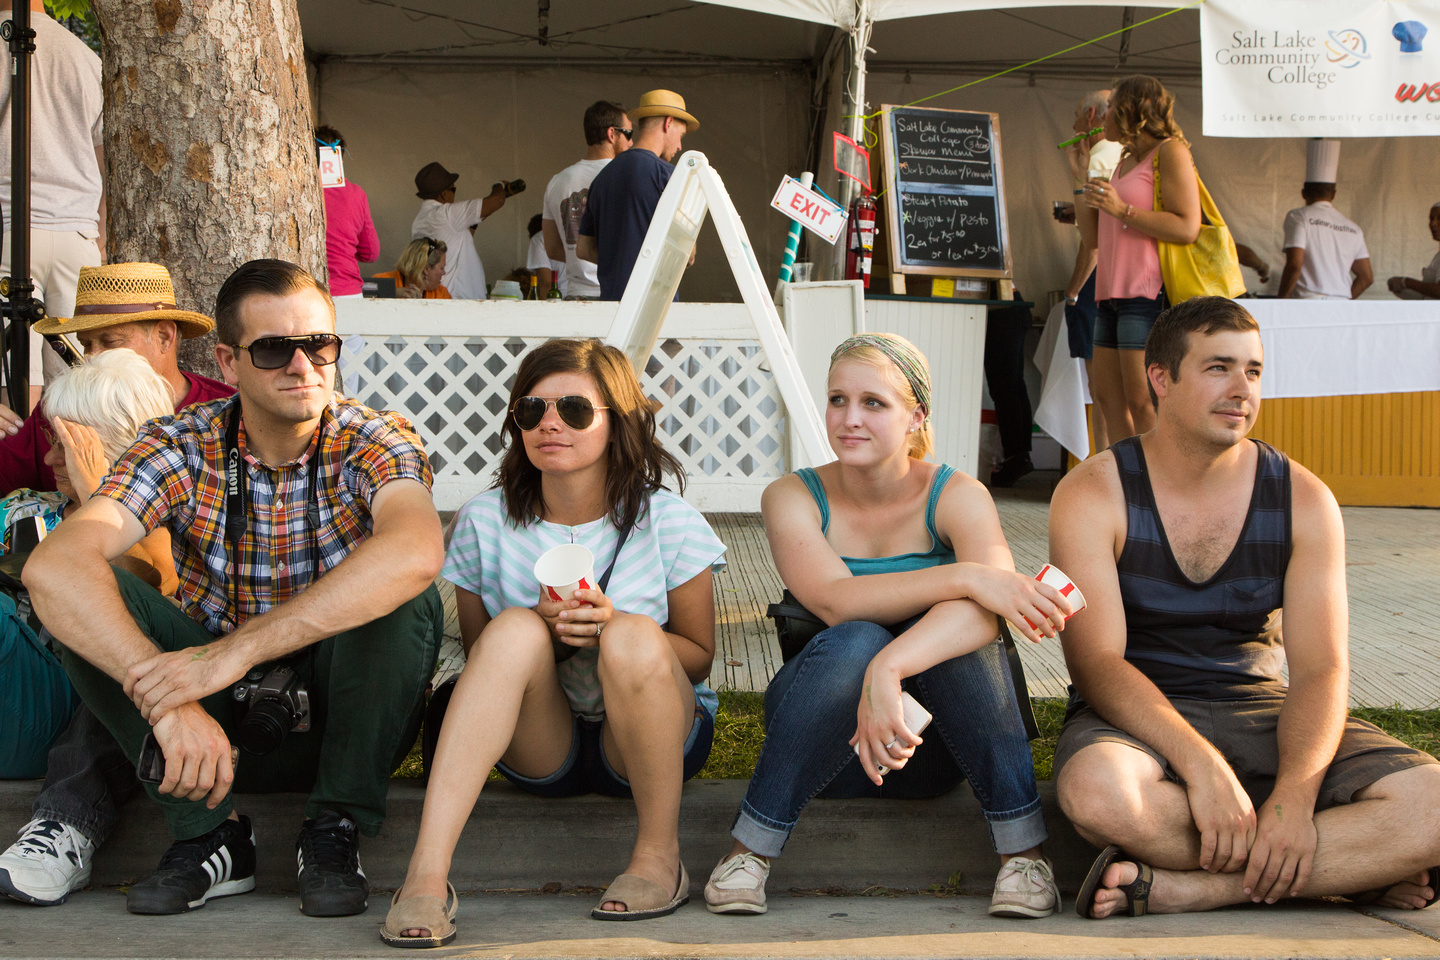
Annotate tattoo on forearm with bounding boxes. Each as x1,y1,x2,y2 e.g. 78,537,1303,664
191,648,209,661
1274,803,1283,821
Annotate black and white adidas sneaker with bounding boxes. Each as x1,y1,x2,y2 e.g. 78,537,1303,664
126,815,257,915
296,809,368,917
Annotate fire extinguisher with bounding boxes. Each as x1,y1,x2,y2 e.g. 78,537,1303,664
845,193,877,288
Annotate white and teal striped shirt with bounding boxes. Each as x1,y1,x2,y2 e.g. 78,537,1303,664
442,487,726,719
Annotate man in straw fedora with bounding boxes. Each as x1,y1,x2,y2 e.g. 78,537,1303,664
23,259,444,918
0,263,234,908
578,88,697,300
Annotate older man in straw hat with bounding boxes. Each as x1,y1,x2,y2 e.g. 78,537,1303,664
578,89,698,301
0,263,233,909
24,259,443,919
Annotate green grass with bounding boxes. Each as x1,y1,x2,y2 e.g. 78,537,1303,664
395,694,1440,782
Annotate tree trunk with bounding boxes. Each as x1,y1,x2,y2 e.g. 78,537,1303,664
91,0,322,378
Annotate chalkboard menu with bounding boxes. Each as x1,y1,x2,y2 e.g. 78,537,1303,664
879,105,1011,279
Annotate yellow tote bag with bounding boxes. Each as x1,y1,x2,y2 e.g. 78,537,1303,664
1152,154,1246,304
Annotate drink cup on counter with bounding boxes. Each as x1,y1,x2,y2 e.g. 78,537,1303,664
534,543,596,603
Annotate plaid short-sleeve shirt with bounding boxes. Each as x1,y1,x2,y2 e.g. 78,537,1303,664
97,396,433,636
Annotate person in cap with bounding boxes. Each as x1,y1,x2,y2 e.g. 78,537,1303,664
577,90,697,301
1052,297,1440,920
22,259,445,918
543,100,631,300
411,162,517,300
0,263,235,908
1386,202,1440,300
1278,140,1372,300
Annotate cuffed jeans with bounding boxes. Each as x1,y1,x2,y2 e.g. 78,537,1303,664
731,620,1047,858
61,569,442,841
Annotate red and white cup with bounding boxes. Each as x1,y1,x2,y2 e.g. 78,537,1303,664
1035,563,1086,620
534,544,596,603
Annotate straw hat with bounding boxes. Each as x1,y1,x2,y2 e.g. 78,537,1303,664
630,89,699,131
34,263,214,339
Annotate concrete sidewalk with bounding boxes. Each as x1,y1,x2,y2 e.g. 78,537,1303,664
4,889,1439,959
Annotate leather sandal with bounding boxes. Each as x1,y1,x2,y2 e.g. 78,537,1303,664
591,862,689,921
380,882,459,948
1075,844,1153,919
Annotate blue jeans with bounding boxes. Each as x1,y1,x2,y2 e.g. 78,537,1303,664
731,620,1047,858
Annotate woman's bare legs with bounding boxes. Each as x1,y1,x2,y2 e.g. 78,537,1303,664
595,612,696,912
394,607,572,936
1091,347,1135,442
1119,348,1156,435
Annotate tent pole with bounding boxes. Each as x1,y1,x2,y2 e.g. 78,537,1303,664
831,0,871,280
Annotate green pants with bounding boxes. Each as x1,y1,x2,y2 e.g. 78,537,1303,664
62,569,441,840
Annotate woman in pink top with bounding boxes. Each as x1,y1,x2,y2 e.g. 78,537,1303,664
1080,77,1200,440
316,126,381,298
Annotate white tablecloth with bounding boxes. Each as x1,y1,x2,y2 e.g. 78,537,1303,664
1033,299,1440,461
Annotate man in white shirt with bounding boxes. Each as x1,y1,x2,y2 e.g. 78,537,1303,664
542,101,630,300
1279,140,1372,300
410,163,512,300
0,0,106,403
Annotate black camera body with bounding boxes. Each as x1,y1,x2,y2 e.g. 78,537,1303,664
232,661,311,755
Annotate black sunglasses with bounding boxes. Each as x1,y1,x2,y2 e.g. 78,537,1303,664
420,236,439,254
511,395,609,431
237,333,343,370
611,125,633,140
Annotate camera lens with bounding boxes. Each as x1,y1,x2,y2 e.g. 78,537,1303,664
237,698,294,755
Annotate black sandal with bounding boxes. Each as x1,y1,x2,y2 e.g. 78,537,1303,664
1075,844,1154,918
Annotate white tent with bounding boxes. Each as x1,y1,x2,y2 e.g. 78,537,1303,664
300,2,1434,303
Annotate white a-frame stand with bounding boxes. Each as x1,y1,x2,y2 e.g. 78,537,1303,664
605,151,834,468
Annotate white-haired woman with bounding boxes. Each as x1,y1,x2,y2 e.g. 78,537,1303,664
1,349,177,779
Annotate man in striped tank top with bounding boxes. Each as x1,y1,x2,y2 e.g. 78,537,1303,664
1047,297,1440,920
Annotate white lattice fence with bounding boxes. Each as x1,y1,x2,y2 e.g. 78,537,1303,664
335,300,787,511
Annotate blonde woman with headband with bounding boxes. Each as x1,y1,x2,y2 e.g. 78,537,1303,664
703,333,1072,919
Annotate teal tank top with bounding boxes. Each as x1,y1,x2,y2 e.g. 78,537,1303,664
795,465,957,576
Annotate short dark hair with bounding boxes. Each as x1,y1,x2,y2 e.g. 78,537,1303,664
583,101,626,146
1302,181,1337,203
314,125,344,161
498,338,684,531
635,115,668,136
1144,297,1259,408
528,213,543,237
215,259,333,346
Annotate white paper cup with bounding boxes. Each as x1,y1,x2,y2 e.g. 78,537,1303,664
534,543,596,603
1036,563,1086,619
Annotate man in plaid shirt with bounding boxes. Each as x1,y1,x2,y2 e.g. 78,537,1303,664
24,260,445,919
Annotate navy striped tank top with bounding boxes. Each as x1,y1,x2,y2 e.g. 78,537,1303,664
1111,436,1290,700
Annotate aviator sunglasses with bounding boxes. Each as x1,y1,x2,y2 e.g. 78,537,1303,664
511,395,609,431
237,334,343,370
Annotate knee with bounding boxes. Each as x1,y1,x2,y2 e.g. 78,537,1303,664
473,607,551,662
1057,748,1148,835
811,621,891,664
595,613,672,688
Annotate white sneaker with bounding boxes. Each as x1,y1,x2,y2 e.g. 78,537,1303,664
988,855,1059,918
704,852,770,915
0,818,96,906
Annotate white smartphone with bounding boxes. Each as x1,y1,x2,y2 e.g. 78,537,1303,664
854,690,933,776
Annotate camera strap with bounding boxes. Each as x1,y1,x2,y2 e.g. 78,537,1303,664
595,517,633,594
224,399,322,626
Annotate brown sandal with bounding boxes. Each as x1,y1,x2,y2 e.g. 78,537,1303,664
591,862,689,921
381,882,459,948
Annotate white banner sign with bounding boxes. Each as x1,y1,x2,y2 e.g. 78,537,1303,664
1202,0,1440,137
770,175,847,244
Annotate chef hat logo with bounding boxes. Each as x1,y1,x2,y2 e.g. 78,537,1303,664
1393,20,1427,52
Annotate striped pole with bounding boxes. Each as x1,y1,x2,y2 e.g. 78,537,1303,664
777,171,813,283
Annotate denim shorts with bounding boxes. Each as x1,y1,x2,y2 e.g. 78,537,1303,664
497,701,714,799
1094,292,1167,351
1065,272,1098,360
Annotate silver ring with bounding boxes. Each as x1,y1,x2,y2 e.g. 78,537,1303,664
594,622,603,639
884,739,898,750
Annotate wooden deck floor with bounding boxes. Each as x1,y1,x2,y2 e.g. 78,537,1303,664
438,477,1440,709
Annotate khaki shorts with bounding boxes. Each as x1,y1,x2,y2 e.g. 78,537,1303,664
1054,695,1438,811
